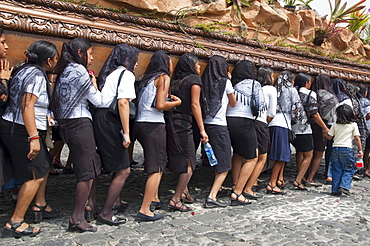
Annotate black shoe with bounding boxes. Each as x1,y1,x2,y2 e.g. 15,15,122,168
339,187,351,195
97,215,126,226
112,202,128,211
331,191,342,196
242,192,263,199
204,197,228,208
136,212,164,221
130,161,139,167
150,201,163,211
33,204,60,223
67,218,97,233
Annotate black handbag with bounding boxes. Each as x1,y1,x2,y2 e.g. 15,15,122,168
250,80,259,119
108,70,137,119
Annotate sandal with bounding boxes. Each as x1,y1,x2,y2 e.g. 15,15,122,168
266,184,286,195
3,220,40,238
67,217,97,233
230,191,252,206
276,179,286,188
181,192,196,204
33,204,60,223
85,204,99,222
168,199,192,212
292,180,307,191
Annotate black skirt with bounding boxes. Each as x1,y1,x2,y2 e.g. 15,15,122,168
135,122,167,174
58,118,101,182
205,124,232,173
93,109,130,172
227,117,258,159
0,119,50,182
167,112,196,173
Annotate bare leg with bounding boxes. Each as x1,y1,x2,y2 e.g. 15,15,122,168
306,150,324,182
267,161,285,193
244,153,267,194
231,153,243,187
32,174,54,212
208,171,228,200
139,172,162,216
6,177,44,233
294,151,313,187
100,168,130,220
170,164,193,208
364,149,370,176
277,163,286,186
233,155,258,196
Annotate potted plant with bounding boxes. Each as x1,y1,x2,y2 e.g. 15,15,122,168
282,0,297,11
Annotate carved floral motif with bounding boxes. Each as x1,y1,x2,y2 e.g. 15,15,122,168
0,0,369,82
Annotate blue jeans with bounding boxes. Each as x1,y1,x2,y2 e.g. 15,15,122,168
330,147,356,193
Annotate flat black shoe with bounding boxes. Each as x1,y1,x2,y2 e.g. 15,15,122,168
33,204,60,223
339,187,351,195
97,215,126,226
112,202,128,211
3,220,40,238
292,180,308,191
136,212,164,221
242,192,263,199
150,201,164,211
204,197,228,208
331,191,342,196
67,218,97,233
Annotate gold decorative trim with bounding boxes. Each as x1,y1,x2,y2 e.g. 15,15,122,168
0,0,369,82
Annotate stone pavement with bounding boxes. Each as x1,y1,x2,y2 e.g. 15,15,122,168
0,142,370,246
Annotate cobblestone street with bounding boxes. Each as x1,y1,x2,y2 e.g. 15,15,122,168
1,143,370,246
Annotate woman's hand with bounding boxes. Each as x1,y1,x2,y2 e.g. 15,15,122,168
200,130,209,144
170,94,182,106
89,71,98,90
27,139,40,160
122,134,131,148
0,59,13,80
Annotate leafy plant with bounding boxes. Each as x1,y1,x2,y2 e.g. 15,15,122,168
282,0,297,6
329,0,366,24
227,0,250,22
348,9,370,35
297,0,314,9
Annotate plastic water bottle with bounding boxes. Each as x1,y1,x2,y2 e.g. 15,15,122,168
356,158,364,170
204,142,218,166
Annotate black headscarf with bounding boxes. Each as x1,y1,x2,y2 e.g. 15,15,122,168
201,55,229,118
331,78,350,102
231,60,255,86
311,74,332,93
171,53,198,95
136,50,170,95
98,44,140,90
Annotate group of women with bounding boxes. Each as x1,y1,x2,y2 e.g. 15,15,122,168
1,29,370,238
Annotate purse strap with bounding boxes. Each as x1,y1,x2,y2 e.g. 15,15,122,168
278,88,291,129
115,69,126,97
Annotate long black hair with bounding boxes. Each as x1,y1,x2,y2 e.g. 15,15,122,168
25,40,57,66
58,37,91,73
257,66,273,86
0,27,4,37
336,104,357,124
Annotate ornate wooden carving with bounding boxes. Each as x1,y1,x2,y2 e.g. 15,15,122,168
0,0,369,82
